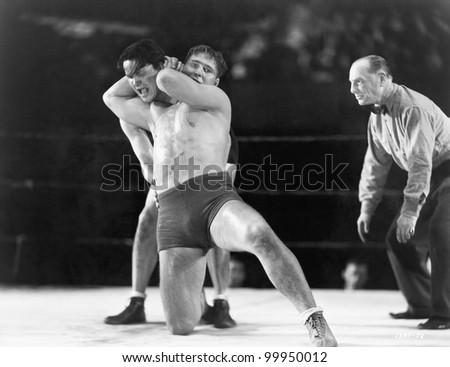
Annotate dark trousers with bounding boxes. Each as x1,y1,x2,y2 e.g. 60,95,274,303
386,163,450,319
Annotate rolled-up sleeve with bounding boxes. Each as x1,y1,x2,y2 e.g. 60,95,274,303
359,122,393,215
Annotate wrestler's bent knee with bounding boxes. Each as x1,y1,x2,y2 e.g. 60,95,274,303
245,223,277,256
167,319,196,336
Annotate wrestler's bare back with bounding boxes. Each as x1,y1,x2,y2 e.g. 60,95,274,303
149,100,230,192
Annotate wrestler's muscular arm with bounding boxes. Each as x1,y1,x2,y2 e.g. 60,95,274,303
103,57,181,131
103,77,154,131
156,69,231,117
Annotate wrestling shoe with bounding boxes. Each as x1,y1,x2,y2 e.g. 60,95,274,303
199,304,215,325
305,311,338,347
213,299,237,329
389,310,429,319
418,317,450,330
104,297,146,325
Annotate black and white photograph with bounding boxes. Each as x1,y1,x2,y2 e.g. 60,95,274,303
1,0,449,364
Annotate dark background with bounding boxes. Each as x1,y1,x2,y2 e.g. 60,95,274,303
1,0,449,289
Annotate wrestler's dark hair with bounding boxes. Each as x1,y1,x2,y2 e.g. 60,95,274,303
184,45,228,78
356,55,393,79
117,39,165,77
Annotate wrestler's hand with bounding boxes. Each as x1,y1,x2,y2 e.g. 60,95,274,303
164,56,183,71
357,213,372,243
396,214,417,244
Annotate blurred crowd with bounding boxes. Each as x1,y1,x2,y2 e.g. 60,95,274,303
230,0,450,88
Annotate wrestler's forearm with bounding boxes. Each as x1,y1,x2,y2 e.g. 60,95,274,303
104,76,136,101
156,69,196,102
103,80,152,130
156,68,229,112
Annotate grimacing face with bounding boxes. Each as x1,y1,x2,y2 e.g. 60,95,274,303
182,53,219,86
123,60,159,103
349,60,383,106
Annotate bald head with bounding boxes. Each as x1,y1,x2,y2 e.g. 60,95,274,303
354,55,392,77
